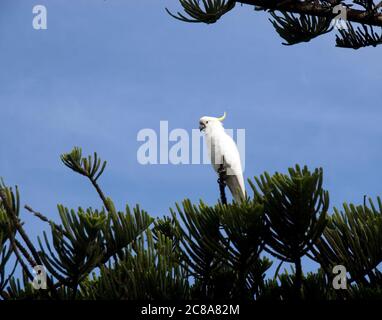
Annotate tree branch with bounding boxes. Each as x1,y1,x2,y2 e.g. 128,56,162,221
236,0,382,27
218,164,228,205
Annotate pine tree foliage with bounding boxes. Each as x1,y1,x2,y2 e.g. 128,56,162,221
250,166,329,298
314,199,382,285
166,0,236,24
335,23,382,48
0,148,381,300
269,12,333,45
166,0,382,49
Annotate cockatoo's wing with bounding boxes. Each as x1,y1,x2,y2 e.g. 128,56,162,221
212,132,245,202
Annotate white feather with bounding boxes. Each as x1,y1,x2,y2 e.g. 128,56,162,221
199,114,245,202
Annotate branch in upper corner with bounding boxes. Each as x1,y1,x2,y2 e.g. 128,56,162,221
336,23,382,48
166,0,235,24
236,0,382,27
354,0,374,10
269,11,333,45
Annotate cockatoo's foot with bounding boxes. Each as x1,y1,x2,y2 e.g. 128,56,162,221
217,164,227,184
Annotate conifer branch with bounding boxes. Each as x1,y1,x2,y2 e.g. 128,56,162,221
168,0,382,48
237,0,382,27
218,164,228,205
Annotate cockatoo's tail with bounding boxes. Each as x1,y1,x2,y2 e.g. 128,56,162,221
199,112,246,202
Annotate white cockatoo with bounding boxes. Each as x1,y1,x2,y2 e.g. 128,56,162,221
199,112,245,202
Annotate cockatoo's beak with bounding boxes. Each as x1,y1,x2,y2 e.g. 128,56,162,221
199,123,206,132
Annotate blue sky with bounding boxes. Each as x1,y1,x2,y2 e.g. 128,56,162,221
1,0,381,274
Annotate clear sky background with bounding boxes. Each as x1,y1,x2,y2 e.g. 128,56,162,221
0,0,381,274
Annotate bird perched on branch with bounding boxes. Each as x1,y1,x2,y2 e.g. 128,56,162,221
199,112,245,203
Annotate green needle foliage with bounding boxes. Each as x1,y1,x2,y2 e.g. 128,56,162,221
251,166,329,262
0,205,16,294
335,23,382,48
314,199,382,287
269,12,333,46
37,206,107,289
60,147,107,182
167,0,382,49
80,230,190,300
166,0,235,24
250,166,329,298
0,148,381,300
